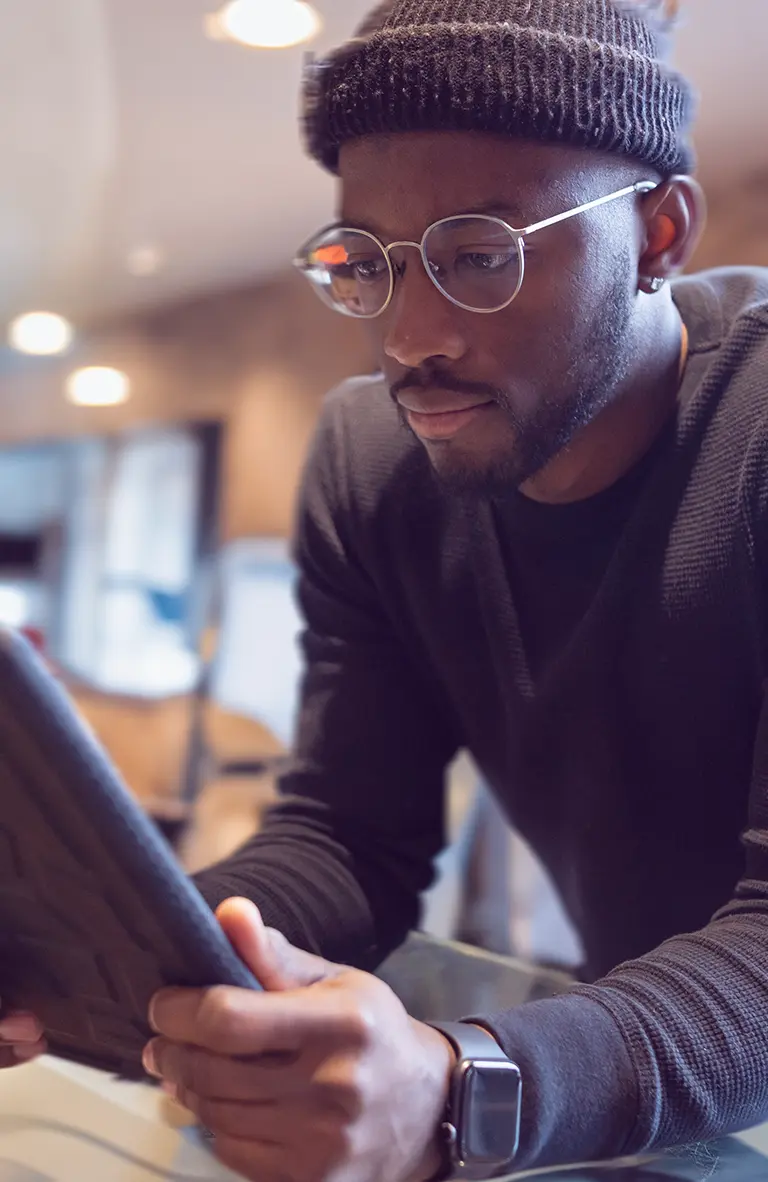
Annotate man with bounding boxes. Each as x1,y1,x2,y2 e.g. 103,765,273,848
8,0,768,1178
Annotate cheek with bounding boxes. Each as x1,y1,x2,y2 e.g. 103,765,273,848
481,311,562,396
364,319,385,355
506,241,611,369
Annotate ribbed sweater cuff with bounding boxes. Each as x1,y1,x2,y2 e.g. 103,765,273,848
468,993,639,1170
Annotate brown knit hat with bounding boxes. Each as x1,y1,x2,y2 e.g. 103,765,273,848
302,0,696,178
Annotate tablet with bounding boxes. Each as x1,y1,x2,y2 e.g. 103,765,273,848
0,628,259,1079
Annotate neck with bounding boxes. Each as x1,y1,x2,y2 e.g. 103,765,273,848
520,296,686,505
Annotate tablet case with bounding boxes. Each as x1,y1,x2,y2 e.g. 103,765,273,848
0,628,260,1079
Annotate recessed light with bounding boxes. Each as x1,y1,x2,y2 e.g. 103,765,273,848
8,312,74,356
65,367,131,408
208,0,321,50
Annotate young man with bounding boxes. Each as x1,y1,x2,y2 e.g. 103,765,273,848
10,2,766,1180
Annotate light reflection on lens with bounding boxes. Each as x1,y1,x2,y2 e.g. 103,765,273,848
304,229,391,317
300,215,522,317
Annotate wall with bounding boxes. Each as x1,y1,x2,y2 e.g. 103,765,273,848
0,273,374,538
2,177,767,538
693,173,768,272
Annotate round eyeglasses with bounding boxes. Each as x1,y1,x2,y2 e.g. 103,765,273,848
294,181,658,319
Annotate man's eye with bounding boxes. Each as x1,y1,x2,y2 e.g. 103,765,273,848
458,251,516,272
350,258,388,282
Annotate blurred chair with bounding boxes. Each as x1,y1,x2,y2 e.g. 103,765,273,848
176,539,300,871
147,536,581,972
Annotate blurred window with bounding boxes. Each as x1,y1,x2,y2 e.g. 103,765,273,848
59,426,218,697
211,539,304,746
0,580,40,629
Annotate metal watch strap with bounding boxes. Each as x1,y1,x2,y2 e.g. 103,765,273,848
428,1021,510,1063
427,1021,521,1181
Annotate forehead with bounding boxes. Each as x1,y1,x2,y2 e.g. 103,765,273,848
338,132,606,235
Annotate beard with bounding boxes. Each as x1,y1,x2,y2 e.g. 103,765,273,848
394,270,637,500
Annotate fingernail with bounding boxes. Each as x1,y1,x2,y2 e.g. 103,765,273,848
142,1043,159,1077
0,1016,42,1043
148,989,173,1033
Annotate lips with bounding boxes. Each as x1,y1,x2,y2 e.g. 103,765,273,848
400,401,495,442
397,391,494,417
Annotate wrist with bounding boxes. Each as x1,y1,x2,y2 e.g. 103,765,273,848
424,1021,523,1180
409,1019,457,1182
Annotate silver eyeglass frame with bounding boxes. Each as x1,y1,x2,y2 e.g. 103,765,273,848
295,180,659,318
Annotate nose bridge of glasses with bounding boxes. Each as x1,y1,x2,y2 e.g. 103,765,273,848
384,239,426,261
382,239,437,291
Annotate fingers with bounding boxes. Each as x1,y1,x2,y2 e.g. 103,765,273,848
0,1044,45,1068
146,1039,363,1116
209,1124,349,1182
0,1013,44,1043
0,1013,47,1068
144,1042,305,1102
149,977,371,1056
177,1091,352,1174
216,900,284,991
216,900,332,991
212,1137,300,1182
174,1093,280,1142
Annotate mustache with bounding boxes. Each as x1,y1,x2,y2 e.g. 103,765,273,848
390,370,503,404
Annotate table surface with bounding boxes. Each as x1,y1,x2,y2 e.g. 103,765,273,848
507,1127,768,1180
0,1056,765,1182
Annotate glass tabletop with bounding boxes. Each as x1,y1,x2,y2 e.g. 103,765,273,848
506,1124,768,1179
379,936,768,1182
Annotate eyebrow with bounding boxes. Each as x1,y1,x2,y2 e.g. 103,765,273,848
336,198,529,238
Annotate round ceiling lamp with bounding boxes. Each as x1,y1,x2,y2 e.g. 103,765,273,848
8,312,74,356
65,367,131,408
207,0,321,49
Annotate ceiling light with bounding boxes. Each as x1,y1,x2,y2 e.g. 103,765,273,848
65,367,131,408
8,312,74,356
208,0,321,49
127,246,164,277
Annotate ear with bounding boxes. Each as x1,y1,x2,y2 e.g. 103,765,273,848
637,176,707,291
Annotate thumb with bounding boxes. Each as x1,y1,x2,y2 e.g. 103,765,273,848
216,898,335,991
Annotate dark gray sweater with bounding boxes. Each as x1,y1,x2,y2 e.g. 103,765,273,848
196,267,768,1170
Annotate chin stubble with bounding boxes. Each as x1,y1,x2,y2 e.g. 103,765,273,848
425,276,637,499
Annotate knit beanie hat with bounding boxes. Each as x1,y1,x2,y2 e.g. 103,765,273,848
302,0,695,178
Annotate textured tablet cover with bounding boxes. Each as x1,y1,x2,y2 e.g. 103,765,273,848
0,629,260,1079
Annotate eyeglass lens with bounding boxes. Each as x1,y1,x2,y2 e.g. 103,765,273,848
302,217,522,317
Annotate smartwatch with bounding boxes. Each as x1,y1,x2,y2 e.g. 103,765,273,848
428,1021,522,1180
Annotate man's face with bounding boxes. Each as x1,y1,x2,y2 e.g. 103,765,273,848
338,131,648,497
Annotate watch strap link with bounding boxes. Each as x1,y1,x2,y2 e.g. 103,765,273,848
427,1021,521,1181
428,1021,510,1062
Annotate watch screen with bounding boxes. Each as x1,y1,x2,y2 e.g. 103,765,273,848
461,1062,521,1163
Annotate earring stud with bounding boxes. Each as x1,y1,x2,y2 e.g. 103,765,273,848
642,276,667,294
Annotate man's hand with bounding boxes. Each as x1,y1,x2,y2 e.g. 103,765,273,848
144,899,455,1182
0,1011,46,1068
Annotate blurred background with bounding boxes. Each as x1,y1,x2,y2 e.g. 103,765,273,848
1,0,765,970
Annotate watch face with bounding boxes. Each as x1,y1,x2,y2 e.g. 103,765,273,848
459,1061,522,1166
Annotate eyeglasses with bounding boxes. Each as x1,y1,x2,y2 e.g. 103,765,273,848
294,181,658,318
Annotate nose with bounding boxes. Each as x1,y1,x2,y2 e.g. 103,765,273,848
382,254,468,369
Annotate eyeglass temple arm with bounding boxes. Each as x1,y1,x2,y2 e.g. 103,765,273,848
518,181,659,239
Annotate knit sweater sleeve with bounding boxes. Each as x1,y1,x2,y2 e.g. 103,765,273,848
194,390,458,968
470,715,768,1169
472,410,768,1176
